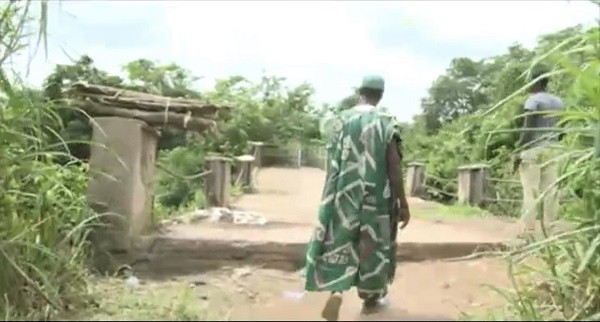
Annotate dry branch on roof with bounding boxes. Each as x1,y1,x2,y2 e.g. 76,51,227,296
63,82,231,132
75,101,216,132
67,82,231,118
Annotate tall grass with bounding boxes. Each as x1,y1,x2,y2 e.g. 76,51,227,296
487,19,600,320
0,1,99,320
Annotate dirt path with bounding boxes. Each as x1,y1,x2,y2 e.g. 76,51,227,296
108,167,515,321
234,167,326,225
216,167,513,320
85,260,509,321
226,259,508,321
233,167,518,243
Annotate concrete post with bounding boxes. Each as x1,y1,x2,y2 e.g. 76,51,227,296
405,162,425,197
87,117,158,253
233,155,257,193
248,141,264,168
204,155,232,208
320,146,328,171
287,142,302,169
296,145,302,168
457,164,490,206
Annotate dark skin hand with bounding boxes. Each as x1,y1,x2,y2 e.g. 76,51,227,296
386,140,410,229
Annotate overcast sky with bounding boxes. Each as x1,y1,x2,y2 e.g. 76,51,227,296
13,1,598,121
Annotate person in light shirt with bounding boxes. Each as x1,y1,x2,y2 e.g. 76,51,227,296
513,70,564,234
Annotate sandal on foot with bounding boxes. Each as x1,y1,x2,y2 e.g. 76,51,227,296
361,296,389,315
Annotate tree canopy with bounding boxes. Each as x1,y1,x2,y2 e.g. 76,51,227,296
2,0,600,318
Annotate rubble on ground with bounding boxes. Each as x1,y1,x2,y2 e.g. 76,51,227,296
160,207,268,226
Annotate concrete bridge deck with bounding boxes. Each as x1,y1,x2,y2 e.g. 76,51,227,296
135,167,520,275
126,167,522,321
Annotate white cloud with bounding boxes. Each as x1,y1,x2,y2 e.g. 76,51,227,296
392,0,598,49
164,1,445,118
12,0,598,122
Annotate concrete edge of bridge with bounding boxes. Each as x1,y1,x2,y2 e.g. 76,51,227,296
125,236,515,278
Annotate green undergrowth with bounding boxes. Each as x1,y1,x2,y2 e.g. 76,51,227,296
468,18,600,321
64,278,217,321
0,1,103,319
412,202,492,219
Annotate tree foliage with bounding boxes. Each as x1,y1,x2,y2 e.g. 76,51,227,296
41,56,325,211
0,2,98,319
395,21,600,319
395,24,593,216
2,0,600,319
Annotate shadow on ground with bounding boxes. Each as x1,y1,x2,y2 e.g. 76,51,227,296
355,306,453,321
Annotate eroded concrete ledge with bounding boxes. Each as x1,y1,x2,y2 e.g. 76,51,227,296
128,236,511,276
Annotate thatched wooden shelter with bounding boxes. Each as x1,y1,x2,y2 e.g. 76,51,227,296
65,82,231,132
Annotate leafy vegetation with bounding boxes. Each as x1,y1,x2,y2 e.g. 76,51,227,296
1,1,325,319
44,56,324,214
489,23,600,321
2,0,600,320
397,24,592,218
0,1,98,319
394,10,600,321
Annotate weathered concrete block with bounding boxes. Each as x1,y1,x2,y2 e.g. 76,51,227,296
204,155,232,208
87,117,158,253
300,145,327,170
457,164,489,206
233,155,256,193
405,162,425,197
289,142,302,169
248,141,264,168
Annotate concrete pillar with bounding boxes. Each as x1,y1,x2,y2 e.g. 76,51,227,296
204,155,232,208
320,146,328,171
248,141,264,168
87,117,158,253
457,164,490,206
233,155,257,193
286,142,302,169
295,145,302,168
405,162,425,197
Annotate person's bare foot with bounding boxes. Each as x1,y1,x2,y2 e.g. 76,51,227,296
321,293,343,321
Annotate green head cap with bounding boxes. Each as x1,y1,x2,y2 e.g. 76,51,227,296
359,75,385,91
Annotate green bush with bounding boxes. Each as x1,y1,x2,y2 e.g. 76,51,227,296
487,23,600,321
0,2,99,319
154,144,208,215
151,77,322,214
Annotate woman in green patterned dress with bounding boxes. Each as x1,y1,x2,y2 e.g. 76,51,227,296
305,75,411,321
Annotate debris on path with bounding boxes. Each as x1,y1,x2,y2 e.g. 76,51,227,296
125,275,139,291
282,290,305,301
160,207,268,227
229,266,257,300
232,267,253,279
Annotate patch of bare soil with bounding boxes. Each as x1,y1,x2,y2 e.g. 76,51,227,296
234,167,326,225
227,259,509,321
230,167,517,244
80,258,509,321
96,167,517,321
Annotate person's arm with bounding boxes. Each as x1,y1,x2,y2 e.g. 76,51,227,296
517,97,538,149
386,141,408,210
557,98,566,142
